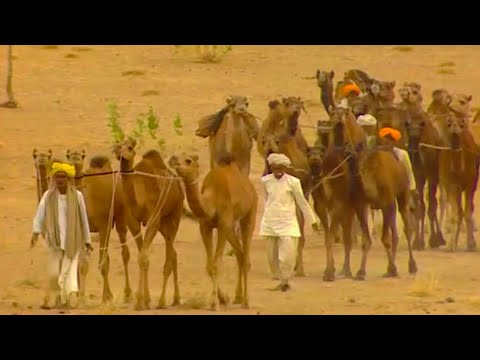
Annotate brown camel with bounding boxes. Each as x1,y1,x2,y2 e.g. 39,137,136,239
316,70,336,114
427,89,452,115
321,105,417,281
472,109,480,124
196,95,259,177
168,153,257,310
438,113,480,251
114,137,184,310
343,69,375,93
33,148,52,203
66,148,141,304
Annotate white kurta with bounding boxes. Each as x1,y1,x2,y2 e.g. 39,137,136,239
259,174,318,237
393,147,417,191
33,189,91,302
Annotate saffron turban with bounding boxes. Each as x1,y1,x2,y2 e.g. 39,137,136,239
379,127,402,142
341,83,362,97
357,114,377,127
267,153,291,167
50,162,76,178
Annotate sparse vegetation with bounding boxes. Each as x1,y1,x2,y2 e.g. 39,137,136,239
408,273,441,298
72,47,93,52
17,278,40,289
392,46,413,52
41,45,58,50
439,61,456,67
65,54,78,59
437,68,455,75
121,70,145,77
173,45,233,63
141,90,160,97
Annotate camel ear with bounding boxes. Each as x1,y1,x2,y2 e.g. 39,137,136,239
192,154,199,162
282,97,287,104
127,137,137,148
226,96,233,104
32,148,38,159
446,95,453,105
390,81,396,88
467,95,473,102
66,149,71,160
48,149,52,159
81,149,86,159
316,70,320,79
330,70,334,78
168,155,178,168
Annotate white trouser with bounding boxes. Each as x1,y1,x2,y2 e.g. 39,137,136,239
47,248,80,305
265,236,298,283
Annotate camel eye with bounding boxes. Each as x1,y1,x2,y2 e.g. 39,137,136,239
186,159,192,165
245,102,249,107
128,146,133,151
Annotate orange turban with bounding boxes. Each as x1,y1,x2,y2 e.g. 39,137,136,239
379,127,402,142
341,83,362,97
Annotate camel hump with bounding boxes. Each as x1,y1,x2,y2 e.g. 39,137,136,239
196,107,230,138
89,155,111,169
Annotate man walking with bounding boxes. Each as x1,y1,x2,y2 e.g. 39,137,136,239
31,161,93,309
260,153,319,292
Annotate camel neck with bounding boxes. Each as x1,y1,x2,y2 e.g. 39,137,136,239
320,82,334,112
183,177,208,219
36,164,49,201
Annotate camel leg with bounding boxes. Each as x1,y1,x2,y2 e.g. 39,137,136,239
135,221,158,310
448,187,463,252
465,188,477,251
413,176,426,250
157,208,182,309
98,226,113,304
199,220,216,310
209,225,228,311
381,204,398,278
397,190,418,275
390,205,400,263
294,206,306,277
338,210,354,278
323,211,339,282
427,180,445,248
115,218,132,303
354,205,372,281
78,249,89,307
371,209,377,241
239,209,256,309
226,223,244,305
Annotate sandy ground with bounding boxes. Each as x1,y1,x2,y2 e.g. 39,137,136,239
1,45,480,315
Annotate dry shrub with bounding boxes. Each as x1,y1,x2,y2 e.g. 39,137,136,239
173,45,232,63
141,90,160,97
122,70,146,76
17,278,40,289
437,68,455,75
65,54,78,59
439,61,455,67
408,272,441,298
392,46,413,52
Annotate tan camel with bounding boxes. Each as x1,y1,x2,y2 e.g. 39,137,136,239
66,148,141,304
33,148,52,203
196,95,259,176
438,113,480,251
472,109,480,124
168,153,257,310
113,137,184,310
427,89,452,115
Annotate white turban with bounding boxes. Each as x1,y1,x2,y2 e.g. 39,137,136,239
337,98,349,109
357,114,377,127
267,153,291,167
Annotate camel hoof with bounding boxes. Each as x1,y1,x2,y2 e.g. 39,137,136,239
242,303,250,310
156,299,167,309
467,242,477,252
338,269,353,279
124,289,133,303
354,270,366,281
210,301,219,311
323,270,335,282
383,269,398,278
218,291,230,306
409,260,418,275
295,270,306,277
134,302,146,311
171,298,181,307
428,234,441,249
233,296,243,305
102,293,114,304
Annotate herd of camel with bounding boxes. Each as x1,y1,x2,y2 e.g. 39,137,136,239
31,68,480,311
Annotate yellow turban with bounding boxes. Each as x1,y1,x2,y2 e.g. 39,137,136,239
50,162,76,178
379,127,402,142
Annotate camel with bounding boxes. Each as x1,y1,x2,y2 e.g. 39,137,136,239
438,113,480,251
316,70,336,114
195,95,259,177
427,89,452,115
168,153,257,310
257,96,310,171
114,137,184,310
343,69,375,93
66,148,141,304
33,148,52,203
472,109,480,124
320,105,417,281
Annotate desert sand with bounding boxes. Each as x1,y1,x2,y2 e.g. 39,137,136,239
0,45,479,315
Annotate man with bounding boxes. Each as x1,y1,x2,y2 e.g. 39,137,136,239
31,161,93,309
259,153,320,292
357,114,378,150
378,127,418,206
338,82,362,109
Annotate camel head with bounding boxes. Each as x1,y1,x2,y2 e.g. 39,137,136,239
282,96,304,118
449,94,472,116
399,82,423,105
226,95,249,115
32,148,52,167
328,104,353,125
66,148,86,169
445,113,467,149
113,137,137,162
371,80,396,101
316,70,334,88
405,112,427,146
168,153,200,183
431,89,452,106
317,119,333,136
349,96,369,118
